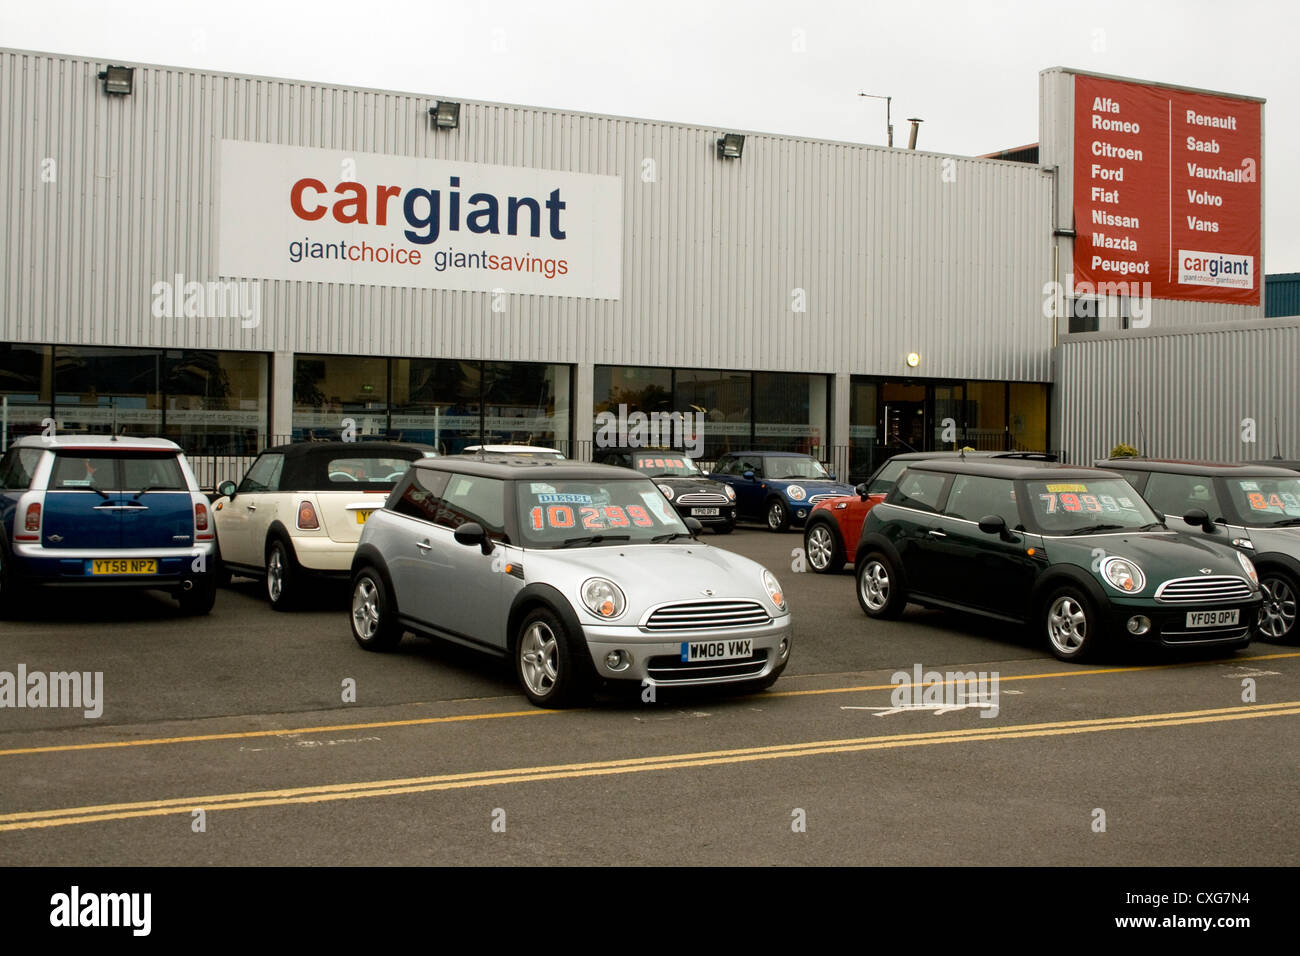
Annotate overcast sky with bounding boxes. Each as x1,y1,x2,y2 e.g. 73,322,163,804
5,0,1297,270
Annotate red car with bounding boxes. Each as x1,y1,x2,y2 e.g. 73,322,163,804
803,451,1055,573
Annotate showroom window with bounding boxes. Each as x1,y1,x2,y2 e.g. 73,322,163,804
0,343,52,446
163,350,267,454
296,356,571,454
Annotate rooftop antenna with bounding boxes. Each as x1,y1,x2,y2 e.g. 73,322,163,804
1138,416,1149,458
1274,417,1282,459
857,91,893,147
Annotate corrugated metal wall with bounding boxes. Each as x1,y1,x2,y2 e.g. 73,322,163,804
0,48,1054,382
1266,273,1300,317
1055,319,1300,463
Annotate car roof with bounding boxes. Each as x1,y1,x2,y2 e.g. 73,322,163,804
14,434,181,452
1247,459,1300,471
1095,457,1299,478
463,444,563,454
907,460,1121,481
881,450,1055,462
264,440,437,457
416,455,637,480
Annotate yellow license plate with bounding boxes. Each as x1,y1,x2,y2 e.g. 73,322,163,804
91,559,157,575
355,510,374,524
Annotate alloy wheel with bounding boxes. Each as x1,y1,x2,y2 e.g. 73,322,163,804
1047,595,1088,654
859,559,890,611
352,576,380,639
267,547,284,602
807,526,834,570
519,621,560,697
1259,576,1297,639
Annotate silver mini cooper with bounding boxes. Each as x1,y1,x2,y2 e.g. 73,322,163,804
348,456,793,706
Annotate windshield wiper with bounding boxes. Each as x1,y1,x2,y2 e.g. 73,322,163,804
1064,523,1127,535
649,531,694,543
1268,518,1300,527
132,485,160,500
559,534,631,547
88,484,110,500
1138,521,1167,531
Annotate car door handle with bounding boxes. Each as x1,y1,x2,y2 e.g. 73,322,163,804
415,540,432,552
927,529,947,538
246,503,257,512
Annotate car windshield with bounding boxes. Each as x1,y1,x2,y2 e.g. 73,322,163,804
766,456,830,480
515,478,689,548
1223,477,1300,526
1024,478,1158,534
49,451,186,492
632,453,700,477
868,459,907,495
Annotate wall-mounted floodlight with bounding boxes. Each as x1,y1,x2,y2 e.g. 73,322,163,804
429,101,460,129
98,65,134,96
716,133,745,159
905,352,921,368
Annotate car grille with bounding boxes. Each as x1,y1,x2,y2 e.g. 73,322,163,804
645,650,769,683
643,600,771,630
676,492,729,506
808,494,839,505
1154,576,1253,604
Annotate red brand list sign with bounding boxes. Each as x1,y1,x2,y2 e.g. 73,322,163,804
1073,74,1262,305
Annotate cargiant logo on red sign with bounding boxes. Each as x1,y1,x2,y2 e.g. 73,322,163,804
218,140,622,299
1072,75,1261,305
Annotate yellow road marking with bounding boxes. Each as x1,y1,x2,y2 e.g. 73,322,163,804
2,701,1296,832
1,650,1296,759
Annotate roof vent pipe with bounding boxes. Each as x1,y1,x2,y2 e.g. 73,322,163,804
907,118,923,149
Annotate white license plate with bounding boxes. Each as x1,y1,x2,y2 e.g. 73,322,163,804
1186,609,1240,628
681,638,752,662
692,508,720,517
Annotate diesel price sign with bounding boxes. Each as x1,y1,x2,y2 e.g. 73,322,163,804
1073,74,1262,305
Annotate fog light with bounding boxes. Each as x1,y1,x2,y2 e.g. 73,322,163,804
796,509,807,519
604,650,630,671
778,637,790,660
1126,615,1151,635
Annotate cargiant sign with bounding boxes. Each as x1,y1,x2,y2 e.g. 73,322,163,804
1072,75,1262,305
219,140,622,299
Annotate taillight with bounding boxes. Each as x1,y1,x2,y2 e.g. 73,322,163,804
297,500,319,530
14,501,43,541
194,500,213,540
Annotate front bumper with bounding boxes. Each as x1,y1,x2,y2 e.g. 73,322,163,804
1103,596,1261,648
11,543,217,589
581,614,793,686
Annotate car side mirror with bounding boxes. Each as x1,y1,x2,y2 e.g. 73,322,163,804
454,521,495,555
742,470,755,481
1183,509,1215,532
217,480,237,499
855,482,870,501
684,516,703,538
977,514,1013,540
828,472,837,481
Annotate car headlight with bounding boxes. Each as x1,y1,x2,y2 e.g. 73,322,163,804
762,569,786,611
1100,556,1145,593
723,485,736,501
658,484,674,500
787,484,806,501
581,578,626,619
1237,550,1259,586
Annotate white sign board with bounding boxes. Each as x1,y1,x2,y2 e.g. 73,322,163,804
219,140,622,299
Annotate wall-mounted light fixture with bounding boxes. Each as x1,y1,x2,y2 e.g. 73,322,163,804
905,352,921,368
716,133,745,159
97,65,134,96
429,101,460,129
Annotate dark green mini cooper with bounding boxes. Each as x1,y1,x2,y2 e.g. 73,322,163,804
855,460,1263,661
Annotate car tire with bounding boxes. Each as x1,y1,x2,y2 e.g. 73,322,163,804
1043,585,1100,662
766,498,791,533
266,538,300,611
178,576,217,616
514,607,587,708
856,553,906,619
350,567,403,651
1257,568,1299,642
805,522,842,574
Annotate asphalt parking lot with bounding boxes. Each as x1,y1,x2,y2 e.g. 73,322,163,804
1,525,1297,866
